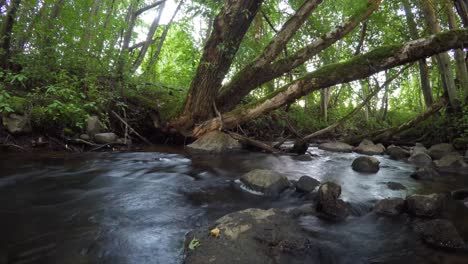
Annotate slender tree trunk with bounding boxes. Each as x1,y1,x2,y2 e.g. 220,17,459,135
131,1,165,72
145,0,184,74
177,0,263,128
453,0,468,27
445,0,468,100
192,29,468,137
0,0,22,69
403,0,434,107
421,0,460,110
320,87,330,122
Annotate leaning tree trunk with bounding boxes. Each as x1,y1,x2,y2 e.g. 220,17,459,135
403,0,434,107
421,0,460,111
192,29,468,137
454,0,468,27
176,0,263,129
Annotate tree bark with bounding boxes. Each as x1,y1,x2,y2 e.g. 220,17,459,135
453,0,468,27
217,0,381,112
421,0,460,110
403,0,434,107
192,29,468,137
0,0,22,69
177,0,263,128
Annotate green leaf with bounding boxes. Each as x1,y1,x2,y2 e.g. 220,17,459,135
188,238,201,250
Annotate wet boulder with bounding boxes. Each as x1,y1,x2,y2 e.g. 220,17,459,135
94,132,118,144
374,198,406,216
351,156,380,173
386,182,406,191
406,194,445,217
295,154,313,161
410,167,440,181
184,208,316,264
354,139,386,155
318,142,353,153
86,115,104,136
413,219,465,250
316,182,349,219
434,154,468,175
411,143,428,155
240,169,289,196
296,176,320,193
386,145,410,160
291,140,308,155
187,131,242,153
428,143,456,160
451,189,468,200
1,113,31,134
408,152,432,167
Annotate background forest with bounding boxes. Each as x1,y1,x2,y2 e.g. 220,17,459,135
0,0,467,145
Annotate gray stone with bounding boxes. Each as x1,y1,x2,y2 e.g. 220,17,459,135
406,194,445,217
354,139,386,155
184,208,321,264
295,154,313,161
2,113,31,134
434,154,468,175
94,132,118,144
317,182,349,219
296,176,320,193
386,182,406,190
319,142,353,153
414,219,465,249
374,198,405,216
79,134,91,140
428,143,456,160
411,145,428,155
86,115,103,136
387,145,410,160
408,152,432,167
410,167,440,181
187,131,242,153
351,156,380,173
240,169,289,196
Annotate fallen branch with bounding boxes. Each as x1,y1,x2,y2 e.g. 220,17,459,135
111,110,152,145
0,143,26,151
227,131,280,154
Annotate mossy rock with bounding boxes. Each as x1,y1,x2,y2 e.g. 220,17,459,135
9,96,28,114
453,138,468,150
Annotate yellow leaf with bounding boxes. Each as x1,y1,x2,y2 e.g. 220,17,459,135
210,227,220,238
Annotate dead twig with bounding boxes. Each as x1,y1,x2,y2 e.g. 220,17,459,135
111,110,152,145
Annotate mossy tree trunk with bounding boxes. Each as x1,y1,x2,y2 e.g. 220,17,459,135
192,29,468,137
0,0,22,69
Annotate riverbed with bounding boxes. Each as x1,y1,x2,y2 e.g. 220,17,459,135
0,146,467,263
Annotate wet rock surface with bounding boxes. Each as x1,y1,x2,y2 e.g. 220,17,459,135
414,219,465,250
94,132,118,144
318,142,353,153
386,181,406,190
428,143,456,160
387,145,410,160
406,194,445,218
1,113,31,134
316,182,349,219
408,152,432,167
354,139,386,155
374,198,406,216
351,156,380,173
296,176,320,193
240,169,290,196
187,131,242,153
410,167,441,181
434,154,468,175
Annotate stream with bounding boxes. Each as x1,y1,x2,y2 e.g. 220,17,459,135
1,146,468,263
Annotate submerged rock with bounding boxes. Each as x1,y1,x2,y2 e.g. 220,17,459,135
1,113,31,134
318,142,353,153
316,182,349,219
296,176,320,193
94,132,118,144
354,139,386,155
386,182,406,190
408,152,432,167
374,198,405,216
406,194,445,218
428,143,456,160
184,208,324,264
240,169,289,196
351,156,380,173
386,145,410,160
187,131,242,153
410,167,440,181
414,219,465,249
434,154,468,175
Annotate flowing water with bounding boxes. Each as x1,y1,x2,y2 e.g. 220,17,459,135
0,146,467,263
